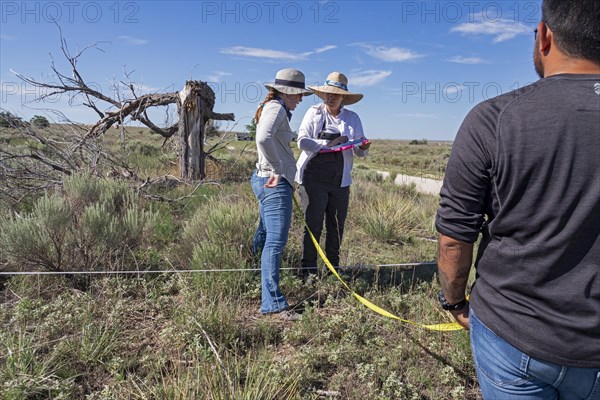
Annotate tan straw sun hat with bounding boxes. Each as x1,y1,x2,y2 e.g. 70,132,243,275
308,72,363,106
264,68,313,96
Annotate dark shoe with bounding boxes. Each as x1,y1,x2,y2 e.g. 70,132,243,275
278,309,301,321
300,265,318,283
289,302,306,313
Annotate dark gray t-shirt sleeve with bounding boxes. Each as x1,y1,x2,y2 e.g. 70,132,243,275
436,102,496,243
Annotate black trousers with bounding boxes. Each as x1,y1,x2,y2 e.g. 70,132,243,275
299,180,350,271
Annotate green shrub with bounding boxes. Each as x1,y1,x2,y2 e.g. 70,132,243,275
393,181,419,197
0,111,27,128
409,138,428,145
183,193,256,253
351,182,421,244
30,115,50,128
127,140,162,157
0,173,158,282
354,168,384,182
182,191,257,295
204,156,254,182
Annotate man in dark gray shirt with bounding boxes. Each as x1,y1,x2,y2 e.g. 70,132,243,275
435,0,599,398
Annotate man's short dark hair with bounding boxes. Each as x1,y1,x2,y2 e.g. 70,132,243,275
542,0,600,63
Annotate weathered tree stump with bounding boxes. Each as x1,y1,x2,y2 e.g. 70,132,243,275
178,81,234,181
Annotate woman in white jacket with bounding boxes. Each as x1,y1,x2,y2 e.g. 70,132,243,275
295,72,370,279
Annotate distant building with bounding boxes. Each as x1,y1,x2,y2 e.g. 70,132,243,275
235,131,297,141
235,132,252,141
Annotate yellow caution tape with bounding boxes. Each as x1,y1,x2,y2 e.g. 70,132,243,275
293,196,463,331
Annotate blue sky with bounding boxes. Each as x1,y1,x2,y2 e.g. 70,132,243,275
1,1,542,140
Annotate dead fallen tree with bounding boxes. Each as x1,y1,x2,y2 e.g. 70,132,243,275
9,29,234,184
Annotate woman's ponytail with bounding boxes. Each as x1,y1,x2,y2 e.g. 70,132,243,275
254,89,279,124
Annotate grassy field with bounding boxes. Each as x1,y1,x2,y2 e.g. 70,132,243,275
0,125,480,399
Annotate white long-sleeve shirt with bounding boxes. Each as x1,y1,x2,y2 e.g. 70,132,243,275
255,100,297,186
295,103,368,187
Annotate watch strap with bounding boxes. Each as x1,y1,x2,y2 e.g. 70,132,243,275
438,291,467,311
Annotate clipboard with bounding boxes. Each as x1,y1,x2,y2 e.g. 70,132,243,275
319,139,370,153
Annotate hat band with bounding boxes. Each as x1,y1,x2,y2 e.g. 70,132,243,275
325,80,348,91
274,79,306,89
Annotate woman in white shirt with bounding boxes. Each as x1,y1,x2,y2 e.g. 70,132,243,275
295,72,371,279
251,68,312,318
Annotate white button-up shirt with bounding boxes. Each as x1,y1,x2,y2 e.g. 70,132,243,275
295,103,368,187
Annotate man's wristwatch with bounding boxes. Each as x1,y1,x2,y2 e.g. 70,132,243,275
438,291,467,311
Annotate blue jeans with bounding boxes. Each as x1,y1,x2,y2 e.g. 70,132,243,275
250,171,292,314
470,310,600,399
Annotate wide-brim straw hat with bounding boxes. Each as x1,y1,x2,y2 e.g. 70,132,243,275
264,68,312,96
308,72,363,106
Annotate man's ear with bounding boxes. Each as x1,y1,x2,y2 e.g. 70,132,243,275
538,22,553,54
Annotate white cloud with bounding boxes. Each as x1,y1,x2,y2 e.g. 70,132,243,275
314,45,337,54
118,36,149,45
221,45,336,61
207,71,232,82
450,18,531,43
357,44,424,62
222,46,303,60
349,70,392,87
447,56,487,64
399,113,438,119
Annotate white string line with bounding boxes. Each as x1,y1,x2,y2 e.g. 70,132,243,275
0,262,437,276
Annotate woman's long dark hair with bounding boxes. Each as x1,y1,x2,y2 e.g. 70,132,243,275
254,89,280,124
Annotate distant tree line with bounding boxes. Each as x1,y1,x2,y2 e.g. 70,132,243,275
0,111,50,128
